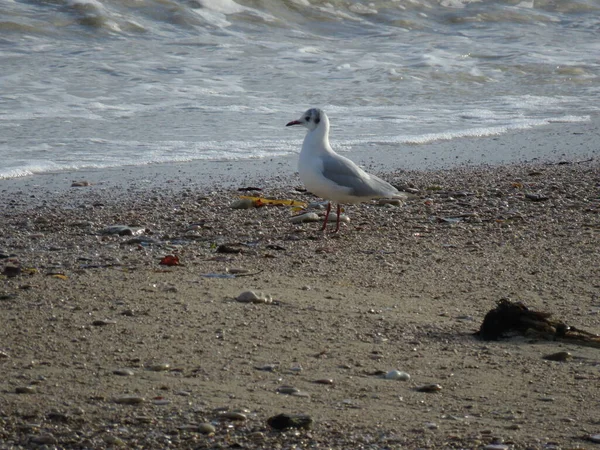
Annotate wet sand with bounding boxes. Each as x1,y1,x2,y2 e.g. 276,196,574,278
1,122,599,449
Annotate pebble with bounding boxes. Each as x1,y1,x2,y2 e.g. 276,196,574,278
255,364,278,372
384,370,411,381
289,364,303,373
416,384,442,393
325,213,350,223
30,434,57,445
378,198,403,206
134,416,153,424
92,319,117,326
248,431,265,441
114,396,145,405
276,385,310,398
99,225,141,236
313,378,334,385
589,434,600,443
230,198,255,209
104,435,126,447
267,413,313,430
525,192,549,202
3,265,21,277
543,351,572,361
198,423,216,434
235,290,273,304
16,386,36,394
147,363,170,372
290,212,320,223
219,411,247,421
277,385,300,395
0,350,9,358
47,411,69,423
484,445,509,450
71,180,91,187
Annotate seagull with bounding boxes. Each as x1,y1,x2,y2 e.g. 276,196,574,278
286,108,406,233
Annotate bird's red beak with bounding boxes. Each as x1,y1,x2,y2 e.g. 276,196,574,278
286,120,301,126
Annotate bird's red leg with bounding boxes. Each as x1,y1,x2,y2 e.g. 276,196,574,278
321,202,331,231
334,204,342,233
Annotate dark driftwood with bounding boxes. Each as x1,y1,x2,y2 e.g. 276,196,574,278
477,298,600,348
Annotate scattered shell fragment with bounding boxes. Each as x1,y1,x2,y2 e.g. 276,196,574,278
378,198,403,206
277,385,300,395
290,212,320,224
484,445,509,450
313,378,334,385
384,370,411,381
219,411,247,421
198,423,216,434
114,396,145,405
416,384,442,393
543,351,571,362
325,213,350,223
147,363,170,372
588,434,600,444
235,290,273,304
16,386,36,394
292,390,311,398
276,385,310,397
99,225,144,236
0,350,9,358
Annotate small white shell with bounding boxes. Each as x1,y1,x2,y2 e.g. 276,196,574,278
290,212,320,223
384,370,410,381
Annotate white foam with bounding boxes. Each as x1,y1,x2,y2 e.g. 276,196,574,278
348,116,591,146
196,0,246,15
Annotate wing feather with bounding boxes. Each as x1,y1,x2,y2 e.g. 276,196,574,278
321,153,398,199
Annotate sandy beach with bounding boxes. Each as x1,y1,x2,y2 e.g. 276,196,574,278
1,122,599,449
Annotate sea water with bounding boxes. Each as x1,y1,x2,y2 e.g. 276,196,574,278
1,0,599,179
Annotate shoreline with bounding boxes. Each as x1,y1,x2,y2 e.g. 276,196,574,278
1,118,598,198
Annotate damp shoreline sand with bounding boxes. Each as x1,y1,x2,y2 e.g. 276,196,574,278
1,121,599,449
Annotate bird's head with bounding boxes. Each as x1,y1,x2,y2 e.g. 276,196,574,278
286,108,325,131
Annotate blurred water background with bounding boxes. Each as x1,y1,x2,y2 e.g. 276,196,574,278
1,0,599,179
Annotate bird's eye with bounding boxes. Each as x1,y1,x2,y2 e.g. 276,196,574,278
315,118,320,124
305,116,310,121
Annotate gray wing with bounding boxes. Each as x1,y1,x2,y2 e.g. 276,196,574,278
321,152,398,198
